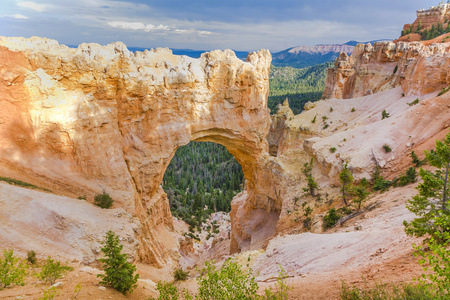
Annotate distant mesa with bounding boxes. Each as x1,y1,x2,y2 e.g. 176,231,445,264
271,40,390,69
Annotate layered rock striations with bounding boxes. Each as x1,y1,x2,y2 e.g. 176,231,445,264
0,36,274,266
408,4,450,33
322,41,450,99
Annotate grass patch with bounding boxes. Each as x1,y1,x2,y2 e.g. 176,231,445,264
340,281,442,300
437,86,450,96
0,176,51,193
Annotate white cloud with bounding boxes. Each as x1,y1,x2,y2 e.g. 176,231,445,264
17,1,50,12
8,14,29,19
107,21,170,32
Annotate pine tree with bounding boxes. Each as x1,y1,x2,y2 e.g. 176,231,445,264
404,132,450,243
98,231,139,294
301,158,319,197
339,163,354,206
351,184,369,210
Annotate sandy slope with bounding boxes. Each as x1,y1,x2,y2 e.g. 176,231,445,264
251,184,426,299
0,171,433,300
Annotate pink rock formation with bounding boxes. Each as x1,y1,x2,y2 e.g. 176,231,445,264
322,41,450,99
0,36,273,266
1,34,449,264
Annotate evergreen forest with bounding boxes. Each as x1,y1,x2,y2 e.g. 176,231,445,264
163,142,244,227
269,62,332,114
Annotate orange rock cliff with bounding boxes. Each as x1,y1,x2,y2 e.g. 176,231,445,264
0,35,449,268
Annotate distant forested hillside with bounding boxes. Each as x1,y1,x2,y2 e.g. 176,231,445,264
272,50,341,68
268,62,332,114
163,142,244,228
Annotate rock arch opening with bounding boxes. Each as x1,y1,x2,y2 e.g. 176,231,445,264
162,141,245,228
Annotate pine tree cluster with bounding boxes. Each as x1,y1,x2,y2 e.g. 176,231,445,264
163,142,244,227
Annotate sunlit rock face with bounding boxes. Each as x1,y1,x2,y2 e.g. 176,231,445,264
322,41,450,99
0,36,274,266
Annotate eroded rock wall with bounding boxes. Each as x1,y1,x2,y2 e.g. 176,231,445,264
322,41,450,99
0,36,274,266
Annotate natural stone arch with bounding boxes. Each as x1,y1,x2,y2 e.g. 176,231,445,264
108,48,275,266
0,37,281,268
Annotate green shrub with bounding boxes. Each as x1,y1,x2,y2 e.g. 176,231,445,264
94,193,113,209
311,115,317,123
98,231,139,295
340,281,441,300
337,206,353,215
173,268,189,281
152,261,290,300
303,205,313,229
323,123,329,129
393,167,417,187
329,147,337,153
77,195,86,200
437,86,450,96
393,65,398,74
302,158,319,197
262,266,290,300
0,249,28,289
382,144,392,153
381,110,390,120
72,283,82,299
351,108,355,112
197,260,259,300
37,257,72,285
38,286,60,300
323,208,341,229
351,185,369,210
329,107,333,112
153,281,180,300
411,151,426,167
27,250,37,265
407,98,419,106
372,176,391,192
0,176,51,192
359,177,370,188
413,217,450,294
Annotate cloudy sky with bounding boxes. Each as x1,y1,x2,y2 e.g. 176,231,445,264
0,0,436,51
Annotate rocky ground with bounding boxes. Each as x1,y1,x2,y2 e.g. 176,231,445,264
0,178,427,299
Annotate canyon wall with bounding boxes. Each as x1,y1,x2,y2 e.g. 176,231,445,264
2,36,450,264
322,41,450,99
0,36,276,266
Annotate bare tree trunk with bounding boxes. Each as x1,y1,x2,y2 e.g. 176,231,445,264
342,184,348,206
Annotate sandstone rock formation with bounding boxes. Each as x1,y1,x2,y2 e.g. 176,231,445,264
322,41,450,99
1,35,450,267
0,36,273,266
407,4,450,33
